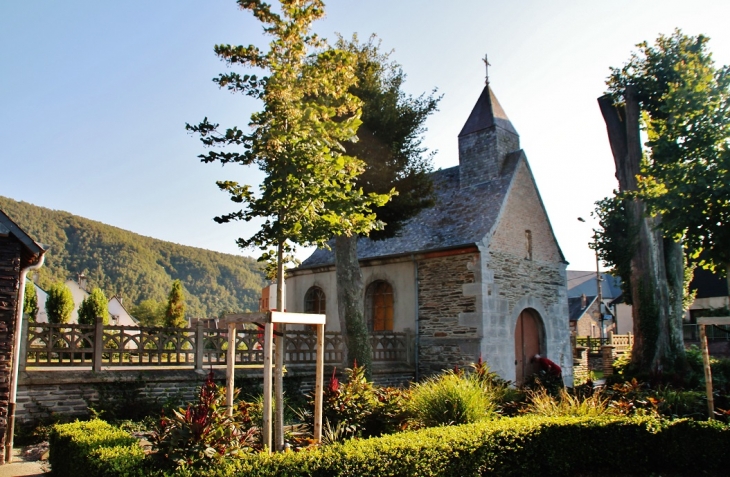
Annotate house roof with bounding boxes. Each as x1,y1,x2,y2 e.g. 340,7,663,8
458,86,518,137
568,295,597,321
300,153,523,268
0,209,45,257
567,271,623,299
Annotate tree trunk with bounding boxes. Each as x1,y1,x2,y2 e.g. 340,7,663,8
334,234,373,377
598,87,686,375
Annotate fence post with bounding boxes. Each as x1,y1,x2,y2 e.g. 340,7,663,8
404,328,414,365
195,320,204,371
601,345,615,377
92,317,104,372
18,318,29,372
607,330,614,345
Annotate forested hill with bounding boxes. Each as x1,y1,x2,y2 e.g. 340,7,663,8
0,196,266,318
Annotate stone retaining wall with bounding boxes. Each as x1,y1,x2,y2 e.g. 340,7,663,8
16,364,415,424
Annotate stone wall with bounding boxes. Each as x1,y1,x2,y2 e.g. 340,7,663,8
417,252,479,376
0,236,22,463
15,364,415,425
458,128,520,188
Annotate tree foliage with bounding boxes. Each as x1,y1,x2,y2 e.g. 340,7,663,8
165,279,187,328
23,280,38,322
130,299,166,327
45,282,74,324
593,193,635,303
0,196,266,317
78,287,109,325
330,35,440,374
606,30,730,276
338,35,440,239
186,0,391,271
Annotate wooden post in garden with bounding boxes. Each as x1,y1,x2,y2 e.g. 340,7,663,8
224,311,326,454
262,321,274,451
696,316,729,420
314,322,324,442
226,322,236,415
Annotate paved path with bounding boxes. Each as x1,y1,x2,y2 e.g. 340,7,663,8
0,449,49,477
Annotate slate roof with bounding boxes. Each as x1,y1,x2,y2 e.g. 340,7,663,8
567,271,623,299
300,151,524,268
568,295,597,322
459,86,518,137
0,209,45,256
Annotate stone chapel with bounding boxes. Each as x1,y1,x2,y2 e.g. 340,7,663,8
286,80,572,386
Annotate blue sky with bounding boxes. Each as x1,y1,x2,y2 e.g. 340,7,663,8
2,0,729,272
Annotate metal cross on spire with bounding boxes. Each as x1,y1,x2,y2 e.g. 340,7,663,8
483,54,490,85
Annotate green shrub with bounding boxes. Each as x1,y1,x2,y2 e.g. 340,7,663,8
409,371,496,427
526,387,612,417
316,364,380,440
49,419,142,477
166,415,730,477
151,371,257,469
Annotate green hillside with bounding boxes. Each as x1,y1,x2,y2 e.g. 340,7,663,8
0,196,266,318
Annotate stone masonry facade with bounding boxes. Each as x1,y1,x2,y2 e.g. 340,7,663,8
459,128,520,188
418,252,479,376
0,236,22,463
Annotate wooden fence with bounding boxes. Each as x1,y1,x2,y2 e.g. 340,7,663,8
19,319,413,372
574,332,633,355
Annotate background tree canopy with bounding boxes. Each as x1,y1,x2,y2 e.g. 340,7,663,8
606,30,730,277
0,196,266,318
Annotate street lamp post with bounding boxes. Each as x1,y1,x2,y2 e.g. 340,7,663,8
578,217,604,341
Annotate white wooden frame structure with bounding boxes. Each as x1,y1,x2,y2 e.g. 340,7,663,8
696,316,730,420
224,311,326,453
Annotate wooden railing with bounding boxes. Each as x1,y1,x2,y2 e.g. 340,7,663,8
574,332,633,355
20,319,413,371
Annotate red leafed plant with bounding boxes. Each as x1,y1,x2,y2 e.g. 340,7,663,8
151,370,258,469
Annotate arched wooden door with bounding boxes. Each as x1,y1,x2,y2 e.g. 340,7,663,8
514,309,542,385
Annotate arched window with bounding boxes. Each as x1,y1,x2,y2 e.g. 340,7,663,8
366,280,393,331
304,286,326,314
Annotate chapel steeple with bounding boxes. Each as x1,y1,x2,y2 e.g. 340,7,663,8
458,58,520,188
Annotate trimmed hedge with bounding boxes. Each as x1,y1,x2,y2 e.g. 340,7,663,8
49,419,147,477
51,416,730,477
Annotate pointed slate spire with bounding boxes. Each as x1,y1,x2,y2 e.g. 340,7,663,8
459,85,518,137
458,82,520,188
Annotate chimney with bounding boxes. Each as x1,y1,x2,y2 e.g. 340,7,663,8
581,294,587,308
78,273,87,291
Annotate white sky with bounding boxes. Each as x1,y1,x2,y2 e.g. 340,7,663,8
2,0,729,272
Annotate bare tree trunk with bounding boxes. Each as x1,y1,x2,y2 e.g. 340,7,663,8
334,234,373,377
598,87,686,375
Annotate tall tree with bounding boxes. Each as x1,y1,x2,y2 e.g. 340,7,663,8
23,281,38,323
130,299,166,327
333,36,440,374
164,279,187,328
78,287,109,325
45,282,74,324
611,31,730,286
186,0,390,451
597,30,729,375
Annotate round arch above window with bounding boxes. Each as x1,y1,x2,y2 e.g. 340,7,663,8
304,286,326,315
365,280,394,331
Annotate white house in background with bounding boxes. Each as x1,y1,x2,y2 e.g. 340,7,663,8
33,283,49,324
107,295,139,327
32,277,139,326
